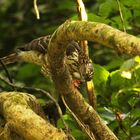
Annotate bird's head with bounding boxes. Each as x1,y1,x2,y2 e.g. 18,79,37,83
79,60,94,82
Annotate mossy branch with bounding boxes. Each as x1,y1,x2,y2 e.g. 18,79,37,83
49,20,140,56
0,92,68,140
47,20,122,140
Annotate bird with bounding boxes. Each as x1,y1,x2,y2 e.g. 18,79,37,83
0,35,93,84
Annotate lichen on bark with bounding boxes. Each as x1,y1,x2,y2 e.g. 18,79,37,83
0,92,68,140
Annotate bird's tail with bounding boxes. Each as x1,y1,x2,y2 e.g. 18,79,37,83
0,52,18,66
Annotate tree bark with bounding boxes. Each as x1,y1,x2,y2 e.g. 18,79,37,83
0,92,68,140
48,20,140,55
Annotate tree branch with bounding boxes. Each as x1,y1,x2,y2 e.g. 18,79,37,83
49,20,140,55
0,74,69,132
0,92,68,140
47,20,121,140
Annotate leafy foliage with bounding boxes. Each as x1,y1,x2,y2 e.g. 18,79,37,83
95,56,140,139
0,0,140,139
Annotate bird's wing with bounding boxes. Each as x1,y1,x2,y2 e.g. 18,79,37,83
0,35,51,66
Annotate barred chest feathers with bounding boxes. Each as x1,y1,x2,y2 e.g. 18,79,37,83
65,41,93,81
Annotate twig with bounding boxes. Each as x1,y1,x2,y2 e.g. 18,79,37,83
34,0,40,19
76,0,87,21
76,0,88,54
0,59,15,91
116,0,126,32
61,96,96,140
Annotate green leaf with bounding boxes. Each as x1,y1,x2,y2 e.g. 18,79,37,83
117,93,132,111
57,114,77,129
93,64,110,86
120,56,140,79
98,107,115,121
131,108,140,119
110,70,124,88
88,13,110,23
131,135,140,140
72,129,87,140
110,70,134,89
121,56,140,71
104,57,124,71
121,0,140,10
57,114,88,139
37,98,46,106
57,1,75,10
128,95,140,108
99,0,117,17
16,64,40,81
130,126,140,136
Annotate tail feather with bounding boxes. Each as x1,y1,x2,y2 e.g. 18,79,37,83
0,52,18,66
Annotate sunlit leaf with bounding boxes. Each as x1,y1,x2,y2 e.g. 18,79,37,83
104,57,124,71
134,56,140,63
99,0,117,17
93,64,110,86
120,56,140,71
121,71,132,79
120,56,140,79
110,70,133,89
131,108,140,119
